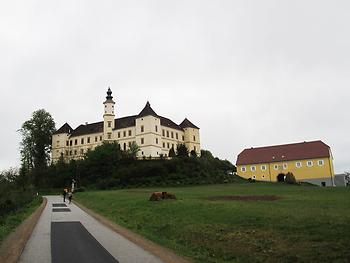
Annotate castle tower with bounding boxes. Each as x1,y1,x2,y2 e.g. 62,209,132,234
103,87,115,140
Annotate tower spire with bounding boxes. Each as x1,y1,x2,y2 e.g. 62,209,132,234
106,87,113,100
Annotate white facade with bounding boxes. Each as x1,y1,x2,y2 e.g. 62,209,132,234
51,88,201,162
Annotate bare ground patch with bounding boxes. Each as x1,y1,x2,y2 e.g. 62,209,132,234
207,195,281,201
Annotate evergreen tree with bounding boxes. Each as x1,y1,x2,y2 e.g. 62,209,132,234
176,144,189,157
169,147,176,158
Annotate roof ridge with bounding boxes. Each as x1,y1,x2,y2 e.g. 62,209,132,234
244,140,325,151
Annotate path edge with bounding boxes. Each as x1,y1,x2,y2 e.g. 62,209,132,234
74,200,192,263
0,197,47,263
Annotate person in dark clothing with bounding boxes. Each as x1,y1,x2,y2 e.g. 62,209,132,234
63,188,68,202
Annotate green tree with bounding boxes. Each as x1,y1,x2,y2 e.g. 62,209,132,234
127,141,140,159
176,144,189,157
169,147,176,158
190,150,198,158
19,109,55,185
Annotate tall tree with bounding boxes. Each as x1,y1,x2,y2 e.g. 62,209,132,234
176,144,189,157
127,141,140,159
19,109,56,174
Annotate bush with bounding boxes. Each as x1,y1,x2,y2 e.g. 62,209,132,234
285,172,297,184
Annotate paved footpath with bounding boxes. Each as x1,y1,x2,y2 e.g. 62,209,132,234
19,196,163,263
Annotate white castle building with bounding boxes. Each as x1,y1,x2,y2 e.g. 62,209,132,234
51,88,201,162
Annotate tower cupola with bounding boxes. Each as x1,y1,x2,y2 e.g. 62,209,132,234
103,87,116,140
105,87,114,102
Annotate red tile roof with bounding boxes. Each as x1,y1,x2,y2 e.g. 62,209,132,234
236,141,331,165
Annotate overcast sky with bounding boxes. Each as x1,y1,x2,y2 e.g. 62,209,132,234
0,0,349,173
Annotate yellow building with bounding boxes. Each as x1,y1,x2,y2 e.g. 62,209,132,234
236,141,335,186
51,88,200,162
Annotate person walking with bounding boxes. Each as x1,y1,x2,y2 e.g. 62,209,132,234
68,191,73,204
63,188,68,202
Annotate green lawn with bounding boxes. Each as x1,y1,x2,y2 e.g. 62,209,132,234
0,196,42,245
75,183,350,263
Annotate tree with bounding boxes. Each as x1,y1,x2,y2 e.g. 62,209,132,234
169,147,176,158
126,142,140,159
190,150,198,158
19,109,55,184
200,150,214,159
176,144,189,157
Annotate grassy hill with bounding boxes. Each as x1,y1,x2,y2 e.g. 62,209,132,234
75,183,350,263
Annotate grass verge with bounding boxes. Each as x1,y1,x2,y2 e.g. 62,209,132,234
75,183,350,263
0,196,42,245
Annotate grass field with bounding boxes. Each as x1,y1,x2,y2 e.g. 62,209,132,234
75,183,350,263
0,196,42,245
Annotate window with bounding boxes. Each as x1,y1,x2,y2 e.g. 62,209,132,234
167,143,170,148
193,136,196,141
162,129,165,136
74,139,78,145
296,162,302,168
262,175,265,179
118,132,120,138
274,164,279,170
251,166,256,172
171,132,174,138
307,161,313,167
74,150,77,155
81,138,84,144
141,126,144,133
69,150,72,156
65,150,68,156
252,175,256,179
155,125,158,132
56,141,59,147
182,135,185,141
156,138,158,144
95,136,98,142
128,141,131,147
166,131,169,137
123,131,126,137
107,133,111,139
141,138,144,144
241,166,246,172
100,136,102,141
80,149,84,155
87,137,90,143
66,141,69,146
108,121,111,128
318,160,324,166
283,163,288,170
176,133,178,140
128,130,132,136
123,143,126,150
261,165,266,171
194,146,196,152
172,143,174,148
163,142,165,148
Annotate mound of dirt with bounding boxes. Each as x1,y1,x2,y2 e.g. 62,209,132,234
207,195,281,201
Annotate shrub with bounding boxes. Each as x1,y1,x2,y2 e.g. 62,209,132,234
285,172,297,184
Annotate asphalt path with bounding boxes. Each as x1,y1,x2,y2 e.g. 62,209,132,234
51,221,117,263
19,196,163,263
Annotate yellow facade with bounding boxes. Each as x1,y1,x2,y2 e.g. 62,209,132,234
237,157,334,185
